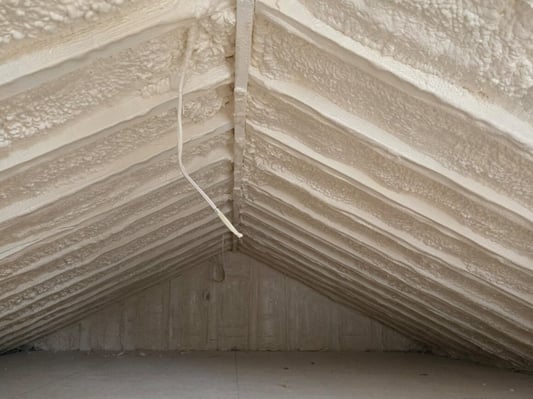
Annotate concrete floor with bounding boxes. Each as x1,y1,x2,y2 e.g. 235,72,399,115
1,351,532,399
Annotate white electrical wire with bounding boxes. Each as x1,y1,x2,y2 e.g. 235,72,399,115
176,26,243,239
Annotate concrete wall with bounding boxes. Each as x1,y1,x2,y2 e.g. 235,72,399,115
35,253,416,352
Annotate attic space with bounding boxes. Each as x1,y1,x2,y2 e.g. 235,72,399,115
1,0,533,398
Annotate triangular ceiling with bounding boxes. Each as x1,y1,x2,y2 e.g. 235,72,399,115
0,0,532,370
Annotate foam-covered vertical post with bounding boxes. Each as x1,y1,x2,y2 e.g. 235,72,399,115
232,0,255,250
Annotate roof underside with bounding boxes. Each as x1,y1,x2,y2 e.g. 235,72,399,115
0,0,532,370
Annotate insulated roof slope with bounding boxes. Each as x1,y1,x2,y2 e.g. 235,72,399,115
0,0,236,351
239,0,533,370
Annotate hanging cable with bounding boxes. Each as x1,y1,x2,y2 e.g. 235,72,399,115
175,26,243,239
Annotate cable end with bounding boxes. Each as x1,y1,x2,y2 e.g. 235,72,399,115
215,209,243,239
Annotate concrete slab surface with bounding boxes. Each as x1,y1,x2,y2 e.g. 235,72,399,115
1,351,532,399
